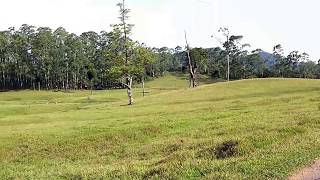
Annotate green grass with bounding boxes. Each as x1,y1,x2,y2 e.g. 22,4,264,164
1,74,320,179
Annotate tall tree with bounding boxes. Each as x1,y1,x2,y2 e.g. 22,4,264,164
273,44,285,77
286,51,301,77
32,27,55,90
218,28,231,81
112,0,135,105
218,28,246,81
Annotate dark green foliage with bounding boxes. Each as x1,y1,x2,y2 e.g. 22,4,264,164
1,24,319,91
0,24,161,90
86,64,97,83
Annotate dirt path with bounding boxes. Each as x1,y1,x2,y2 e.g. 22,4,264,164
289,160,320,180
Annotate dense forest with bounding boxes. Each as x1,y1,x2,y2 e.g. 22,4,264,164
1,1,320,92
1,24,320,91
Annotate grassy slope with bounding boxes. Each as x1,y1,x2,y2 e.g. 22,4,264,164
0,75,320,179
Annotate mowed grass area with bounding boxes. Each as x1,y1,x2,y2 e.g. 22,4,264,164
1,74,320,179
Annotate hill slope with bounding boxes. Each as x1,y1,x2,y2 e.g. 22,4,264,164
0,75,320,179
259,51,277,66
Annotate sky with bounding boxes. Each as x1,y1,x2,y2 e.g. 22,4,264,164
0,0,320,60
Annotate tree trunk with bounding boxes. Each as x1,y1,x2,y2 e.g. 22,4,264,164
2,71,5,88
66,72,69,90
45,73,48,90
19,73,23,88
91,80,93,95
32,80,35,91
142,76,145,97
227,54,230,81
127,76,134,105
38,81,41,91
74,74,77,90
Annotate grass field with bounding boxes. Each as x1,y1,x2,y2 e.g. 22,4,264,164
1,74,320,179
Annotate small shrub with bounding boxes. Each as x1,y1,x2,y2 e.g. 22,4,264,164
195,140,244,160
214,140,239,159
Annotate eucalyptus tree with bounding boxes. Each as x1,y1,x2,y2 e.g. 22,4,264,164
96,31,112,88
286,51,301,77
218,28,248,81
80,31,102,89
0,31,10,89
218,28,231,81
65,33,86,89
53,27,69,89
248,49,268,78
32,27,55,90
169,46,183,72
154,47,172,77
12,24,36,89
0,28,21,89
298,61,317,78
273,44,285,77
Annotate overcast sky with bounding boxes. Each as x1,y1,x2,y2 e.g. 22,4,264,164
1,0,319,60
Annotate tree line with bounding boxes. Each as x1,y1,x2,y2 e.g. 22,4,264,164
180,42,320,81
0,24,160,91
1,0,320,103
1,25,319,90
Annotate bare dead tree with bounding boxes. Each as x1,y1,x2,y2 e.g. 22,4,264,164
184,31,197,88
